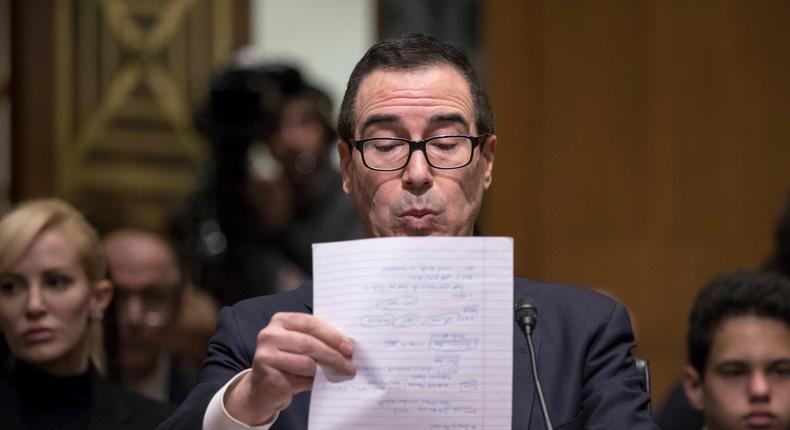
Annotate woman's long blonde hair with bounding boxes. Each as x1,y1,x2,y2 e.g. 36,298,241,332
0,198,111,372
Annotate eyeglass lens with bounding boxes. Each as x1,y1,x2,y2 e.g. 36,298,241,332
361,136,473,170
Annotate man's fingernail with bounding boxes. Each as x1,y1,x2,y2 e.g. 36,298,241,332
341,341,353,355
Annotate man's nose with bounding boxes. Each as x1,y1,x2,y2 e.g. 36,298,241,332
401,149,433,193
120,296,145,325
748,372,771,401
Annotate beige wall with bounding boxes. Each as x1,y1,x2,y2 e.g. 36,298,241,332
484,0,790,402
250,0,375,117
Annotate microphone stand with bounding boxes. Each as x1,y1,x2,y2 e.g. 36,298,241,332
515,301,554,430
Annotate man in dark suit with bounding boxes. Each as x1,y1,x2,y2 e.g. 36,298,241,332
160,33,655,429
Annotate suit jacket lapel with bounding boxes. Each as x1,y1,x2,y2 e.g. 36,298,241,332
304,281,313,314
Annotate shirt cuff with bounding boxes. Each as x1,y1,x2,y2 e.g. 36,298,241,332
203,369,279,430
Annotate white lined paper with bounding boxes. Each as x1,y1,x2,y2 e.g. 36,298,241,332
309,237,513,430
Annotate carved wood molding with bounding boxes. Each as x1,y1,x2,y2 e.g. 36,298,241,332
52,0,238,230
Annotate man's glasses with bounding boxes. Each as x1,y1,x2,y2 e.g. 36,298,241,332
115,287,179,327
350,135,488,171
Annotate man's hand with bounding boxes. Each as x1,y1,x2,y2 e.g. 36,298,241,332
224,312,356,426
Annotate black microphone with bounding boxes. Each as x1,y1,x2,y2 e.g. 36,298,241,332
515,298,553,430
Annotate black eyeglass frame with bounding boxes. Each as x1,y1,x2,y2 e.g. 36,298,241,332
349,134,489,171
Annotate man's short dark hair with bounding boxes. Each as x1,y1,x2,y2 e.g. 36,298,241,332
337,33,494,143
687,271,790,375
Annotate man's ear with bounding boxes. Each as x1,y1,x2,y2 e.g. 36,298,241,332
481,134,496,189
90,279,113,319
682,365,705,411
337,140,354,195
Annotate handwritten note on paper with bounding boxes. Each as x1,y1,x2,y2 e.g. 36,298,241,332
309,237,513,430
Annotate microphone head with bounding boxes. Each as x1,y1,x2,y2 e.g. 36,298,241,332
515,298,538,333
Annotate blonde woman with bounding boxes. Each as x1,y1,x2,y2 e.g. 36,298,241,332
0,199,174,429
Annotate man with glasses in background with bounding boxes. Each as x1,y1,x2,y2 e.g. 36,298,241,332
104,229,198,404
160,34,655,429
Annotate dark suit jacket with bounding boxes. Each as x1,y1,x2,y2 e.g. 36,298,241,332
655,381,704,430
160,278,657,429
169,357,199,405
0,364,175,430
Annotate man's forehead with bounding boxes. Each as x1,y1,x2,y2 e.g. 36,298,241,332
357,65,471,97
354,65,474,128
105,234,176,267
112,265,178,288
708,315,790,362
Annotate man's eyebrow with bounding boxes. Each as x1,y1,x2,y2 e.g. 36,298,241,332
359,112,471,136
712,361,749,371
430,113,470,131
715,360,748,366
360,114,400,136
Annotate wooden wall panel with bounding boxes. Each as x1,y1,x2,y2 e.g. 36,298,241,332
484,0,790,403
0,0,11,209
10,1,56,200
12,0,248,233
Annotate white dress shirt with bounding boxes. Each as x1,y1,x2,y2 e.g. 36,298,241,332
203,369,279,430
